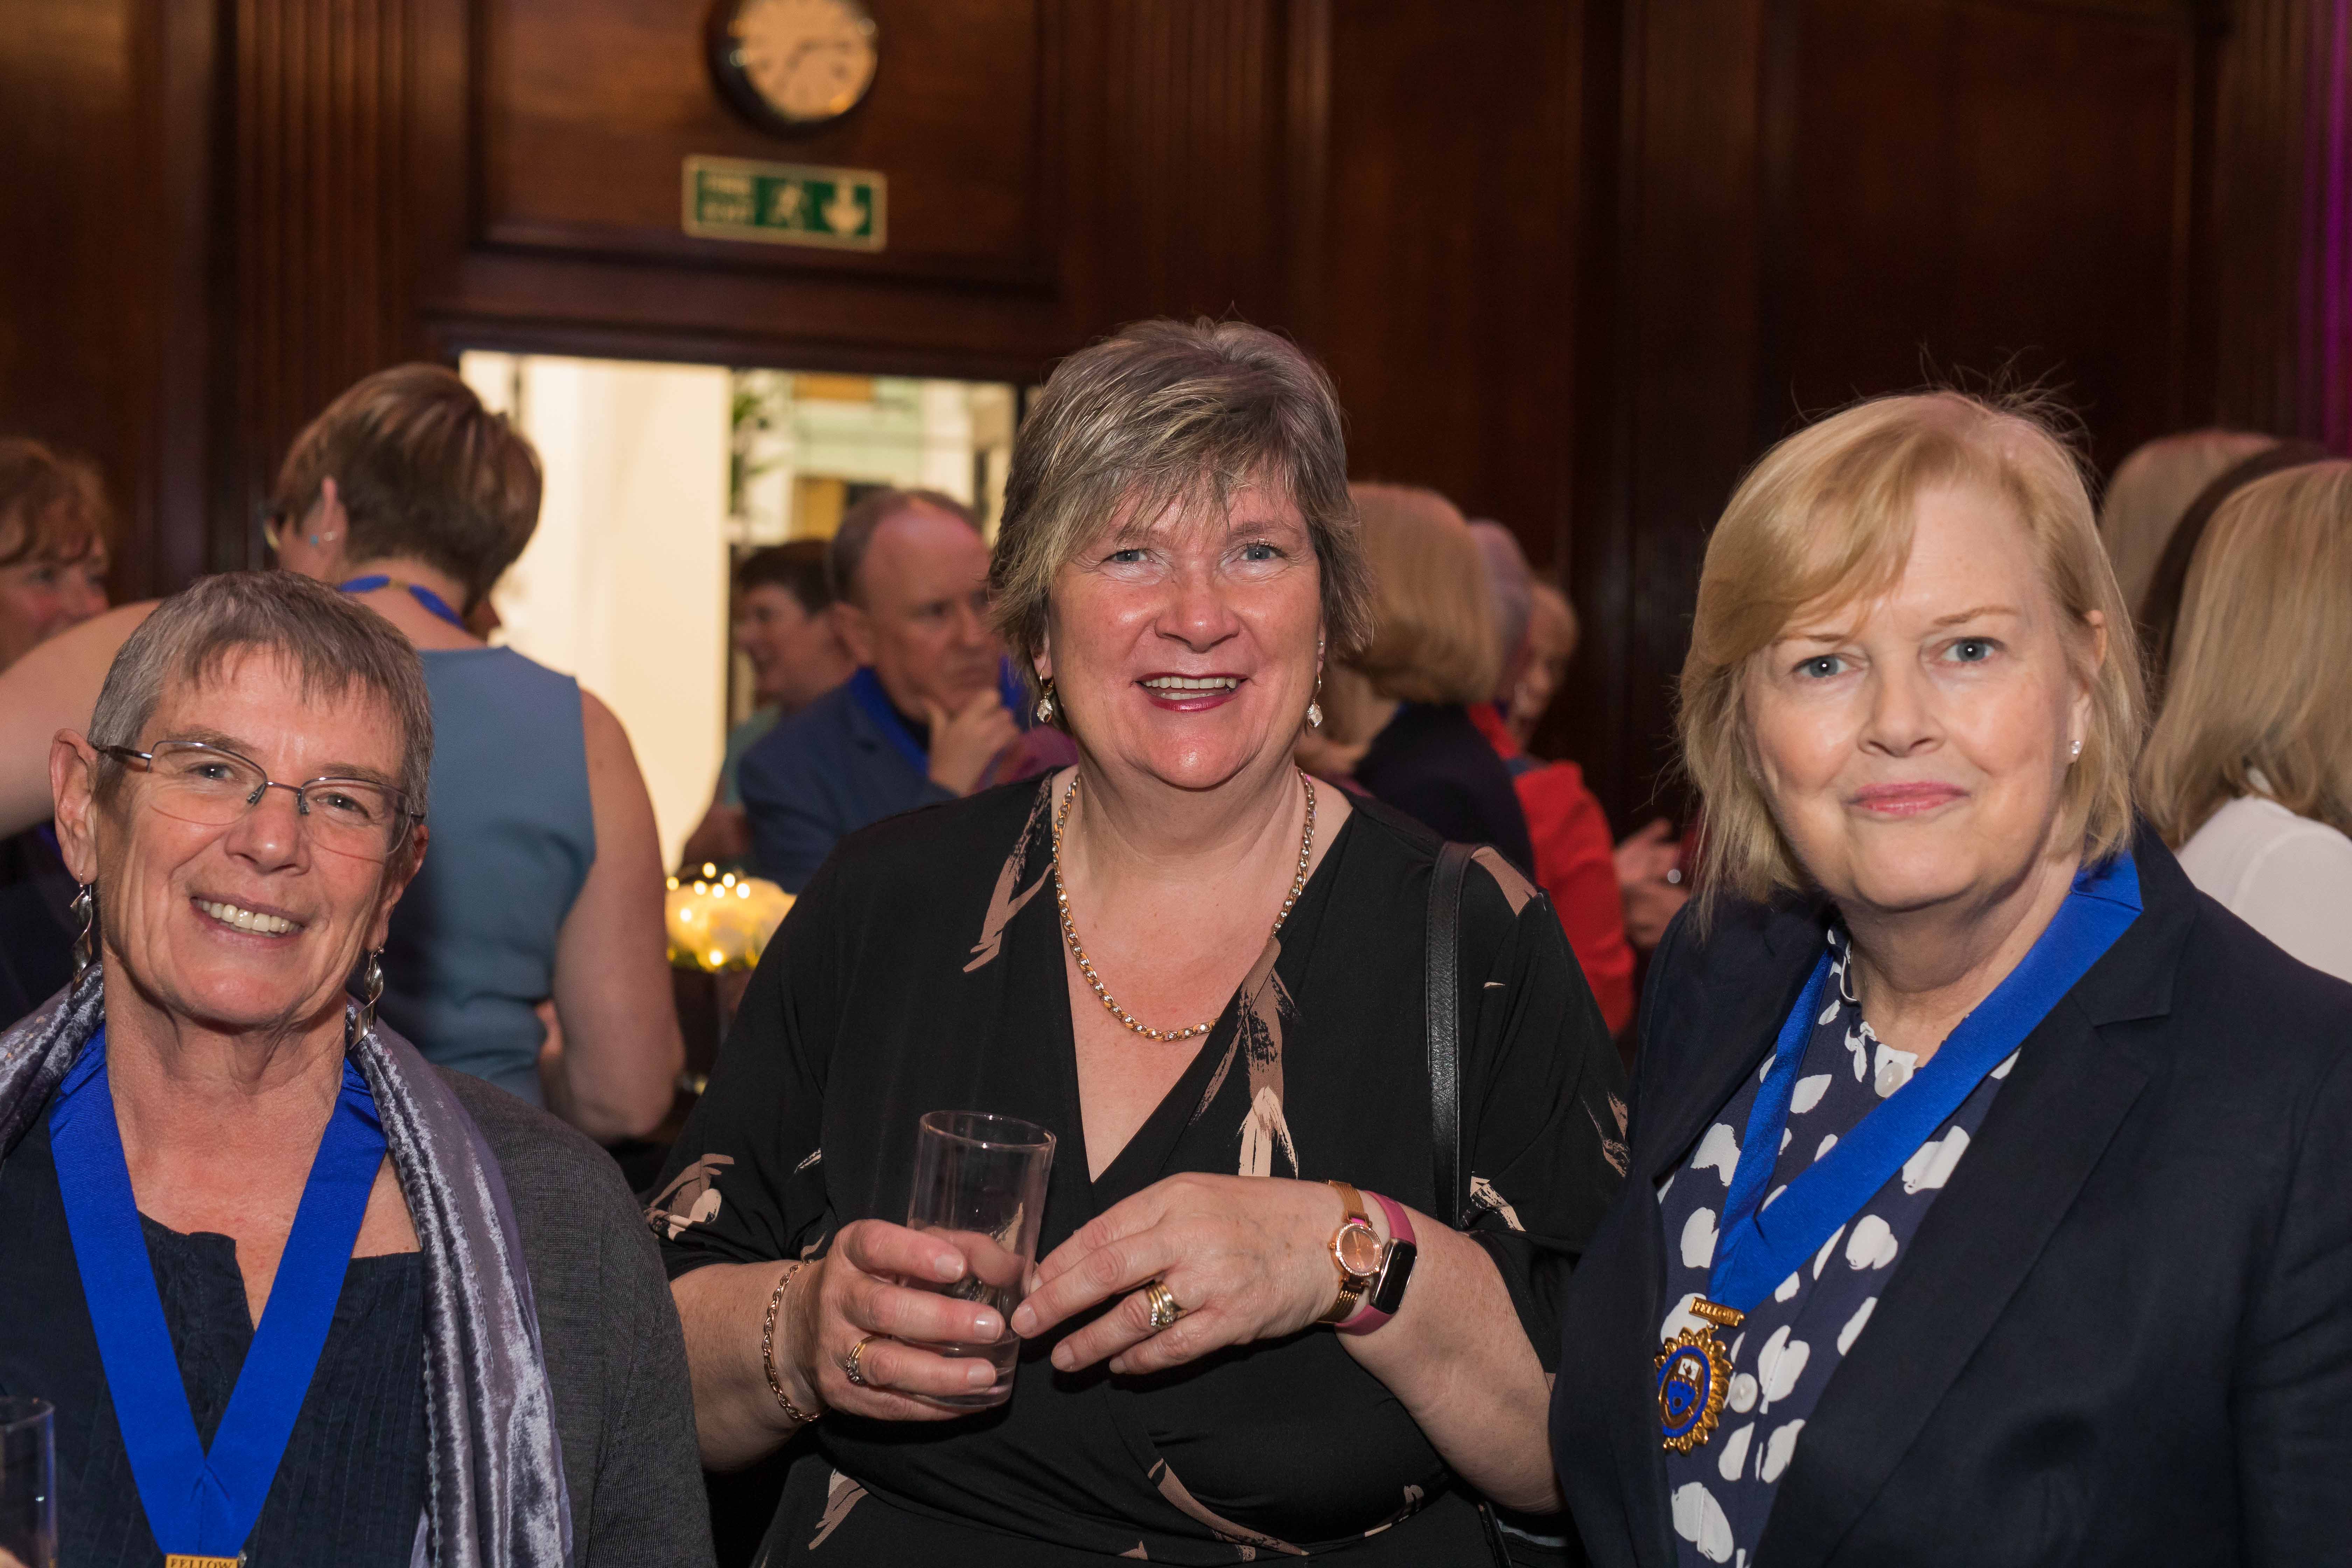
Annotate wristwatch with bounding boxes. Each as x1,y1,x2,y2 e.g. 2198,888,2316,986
1340,1190,1418,1336
1316,1181,1384,1324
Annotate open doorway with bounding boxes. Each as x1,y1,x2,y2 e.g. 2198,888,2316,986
456,352,1018,867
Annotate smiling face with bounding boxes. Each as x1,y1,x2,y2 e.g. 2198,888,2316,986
734,582,848,710
1744,482,2099,919
1040,479,1323,793
57,648,422,1038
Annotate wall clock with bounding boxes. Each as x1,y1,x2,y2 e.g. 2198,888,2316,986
707,0,879,134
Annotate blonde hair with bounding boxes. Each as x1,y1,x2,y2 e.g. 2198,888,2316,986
272,364,543,611
1681,391,2144,917
1346,483,1499,706
2140,462,2352,844
990,319,1373,683
2098,429,2275,613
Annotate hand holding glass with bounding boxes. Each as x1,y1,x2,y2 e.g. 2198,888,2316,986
901,1111,1055,1408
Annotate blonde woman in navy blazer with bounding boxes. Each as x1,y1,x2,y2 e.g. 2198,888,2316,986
1550,392,2352,1567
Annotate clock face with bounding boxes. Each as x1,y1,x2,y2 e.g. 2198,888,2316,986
717,0,878,128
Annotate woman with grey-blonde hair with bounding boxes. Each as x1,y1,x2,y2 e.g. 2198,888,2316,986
1551,392,2352,1565
657,318,1626,1563
2145,461,2352,981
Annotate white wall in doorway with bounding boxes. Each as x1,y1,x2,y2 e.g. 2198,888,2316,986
459,351,730,870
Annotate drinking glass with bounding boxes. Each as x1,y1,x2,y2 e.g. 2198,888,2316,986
0,1398,55,1568
902,1110,1056,1408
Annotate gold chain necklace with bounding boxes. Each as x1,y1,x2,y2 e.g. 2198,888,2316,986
1051,769,1317,1042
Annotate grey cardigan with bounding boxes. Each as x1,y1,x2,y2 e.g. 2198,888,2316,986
440,1071,715,1568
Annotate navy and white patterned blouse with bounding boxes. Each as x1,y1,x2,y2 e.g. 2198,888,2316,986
1654,926,2018,1567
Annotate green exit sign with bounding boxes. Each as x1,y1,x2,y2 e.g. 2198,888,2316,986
682,155,887,251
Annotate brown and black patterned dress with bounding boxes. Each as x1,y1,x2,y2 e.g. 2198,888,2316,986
651,775,1627,1564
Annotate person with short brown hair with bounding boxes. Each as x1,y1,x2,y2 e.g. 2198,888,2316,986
0,438,112,672
1553,391,2352,1564
0,438,115,1023
0,366,682,1141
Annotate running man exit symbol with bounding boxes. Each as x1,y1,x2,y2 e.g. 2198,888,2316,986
683,155,887,251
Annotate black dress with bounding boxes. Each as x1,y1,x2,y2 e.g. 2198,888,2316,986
650,777,1627,1564
1352,703,1538,875
0,1110,432,1566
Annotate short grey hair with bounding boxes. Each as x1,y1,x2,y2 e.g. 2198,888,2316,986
990,318,1374,679
827,487,979,605
89,572,434,814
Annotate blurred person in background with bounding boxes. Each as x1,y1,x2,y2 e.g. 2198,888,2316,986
2143,461,2352,982
0,573,709,1566
0,366,682,1142
2096,428,2276,624
1316,483,1535,872
2130,437,2329,705
737,487,1050,892
1466,521,1636,1034
0,439,114,1024
680,540,855,871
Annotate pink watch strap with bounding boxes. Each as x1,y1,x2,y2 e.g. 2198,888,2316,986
1338,1191,1415,1336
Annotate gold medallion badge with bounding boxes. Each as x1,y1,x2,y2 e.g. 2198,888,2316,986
1656,1298,1744,1453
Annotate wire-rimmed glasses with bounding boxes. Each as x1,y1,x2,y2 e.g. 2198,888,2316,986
98,741,422,860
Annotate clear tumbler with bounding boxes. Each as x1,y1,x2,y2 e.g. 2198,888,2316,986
0,1398,54,1568
903,1110,1056,1408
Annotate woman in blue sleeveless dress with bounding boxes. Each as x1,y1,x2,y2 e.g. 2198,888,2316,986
0,365,681,1139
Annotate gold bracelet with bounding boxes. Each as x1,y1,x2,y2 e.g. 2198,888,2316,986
761,1260,821,1426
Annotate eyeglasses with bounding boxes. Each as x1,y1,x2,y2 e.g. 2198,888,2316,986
99,741,422,860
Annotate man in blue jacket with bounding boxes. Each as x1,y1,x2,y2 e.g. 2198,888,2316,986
738,488,1026,891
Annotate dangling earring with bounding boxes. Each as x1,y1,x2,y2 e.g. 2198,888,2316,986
69,883,98,989
1306,672,1324,731
348,948,384,1046
1034,678,1057,726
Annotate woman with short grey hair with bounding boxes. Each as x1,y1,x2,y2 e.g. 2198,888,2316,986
658,319,1625,1563
0,572,710,1566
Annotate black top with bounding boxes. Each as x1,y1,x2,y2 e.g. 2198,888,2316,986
0,1111,431,1566
0,826,74,1033
1551,830,2352,1568
1353,703,1537,874
650,776,1626,1564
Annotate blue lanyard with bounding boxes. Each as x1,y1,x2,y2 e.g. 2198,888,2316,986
49,1028,388,1559
846,667,930,776
338,575,466,631
1708,852,2142,1312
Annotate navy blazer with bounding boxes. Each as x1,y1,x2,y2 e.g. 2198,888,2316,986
1552,830,2352,1567
737,679,952,893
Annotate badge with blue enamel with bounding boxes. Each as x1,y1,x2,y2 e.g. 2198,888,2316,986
1656,1298,1744,1453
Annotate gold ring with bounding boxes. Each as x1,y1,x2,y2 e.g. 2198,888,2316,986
841,1334,879,1388
1142,1279,1183,1334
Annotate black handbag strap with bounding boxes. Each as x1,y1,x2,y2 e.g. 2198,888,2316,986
1427,841,1474,1227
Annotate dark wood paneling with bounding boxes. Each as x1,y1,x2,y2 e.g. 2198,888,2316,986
227,0,430,568
0,0,218,600
1306,3,1584,561
477,0,1050,289
2213,0,2352,450
1765,0,2200,474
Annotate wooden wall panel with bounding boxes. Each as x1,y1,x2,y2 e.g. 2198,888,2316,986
477,0,1049,287
1307,3,1585,564
2213,0,2352,450
1766,0,2201,474
0,0,218,600
227,0,429,568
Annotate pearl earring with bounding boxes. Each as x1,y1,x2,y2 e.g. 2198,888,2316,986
2070,738,2083,761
